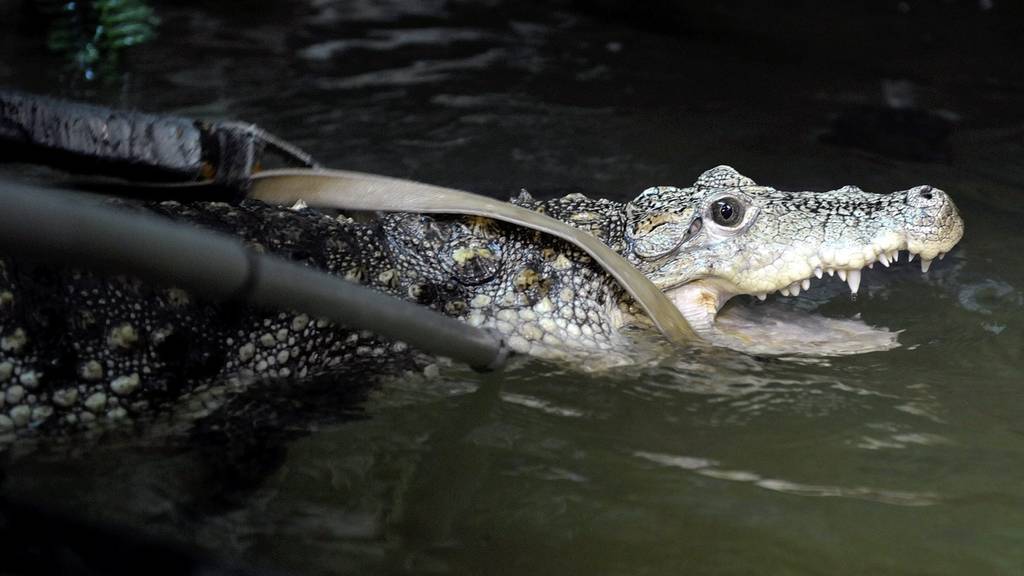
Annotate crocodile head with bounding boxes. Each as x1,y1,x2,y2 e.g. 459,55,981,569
377,165,962,360
624,166,964,340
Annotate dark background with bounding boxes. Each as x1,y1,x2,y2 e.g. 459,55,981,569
0,2,1022,575
2,0,1022,201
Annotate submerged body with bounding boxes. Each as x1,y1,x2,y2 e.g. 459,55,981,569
0,167,963,439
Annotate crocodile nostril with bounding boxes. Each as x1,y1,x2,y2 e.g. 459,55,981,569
918,186,934,200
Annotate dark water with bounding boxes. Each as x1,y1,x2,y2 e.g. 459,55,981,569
2,1,1023,574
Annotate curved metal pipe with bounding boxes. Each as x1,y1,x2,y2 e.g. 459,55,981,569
0,181,510,371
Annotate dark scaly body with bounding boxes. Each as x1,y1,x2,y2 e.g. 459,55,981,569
0,193,635,439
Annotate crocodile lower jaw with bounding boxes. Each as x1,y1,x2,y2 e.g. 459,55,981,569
664,246,951,353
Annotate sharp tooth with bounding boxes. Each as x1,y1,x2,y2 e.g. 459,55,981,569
838,270,847,281
878,252,890,267
888,250,899,262
814,268,823,279
827,268,835,277
801,279,811,290
847,269,861,293
938,252,945,260
921,259,932,273
868,262,874,269
790,282,801,295
908,252,916,262
780,287,790,297
756,293,767,301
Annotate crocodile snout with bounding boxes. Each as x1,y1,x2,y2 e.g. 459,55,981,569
903,185,963,260
906,185,952,213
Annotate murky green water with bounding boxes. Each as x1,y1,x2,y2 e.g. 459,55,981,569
2,1,1023,574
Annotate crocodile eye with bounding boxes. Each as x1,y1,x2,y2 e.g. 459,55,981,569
711,197,744,227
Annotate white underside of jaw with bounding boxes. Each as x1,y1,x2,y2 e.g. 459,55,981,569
665,280,728,336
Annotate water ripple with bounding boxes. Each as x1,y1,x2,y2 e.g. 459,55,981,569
501,393,586,418
300,28,502,60
316,48,507,89
635,451,939,507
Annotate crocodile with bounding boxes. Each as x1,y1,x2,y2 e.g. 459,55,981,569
0,166,963,440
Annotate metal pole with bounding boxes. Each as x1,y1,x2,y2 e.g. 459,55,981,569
0,181,510,370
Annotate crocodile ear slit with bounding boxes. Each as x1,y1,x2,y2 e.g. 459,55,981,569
625,186,702,261
631,216,702,261
686,217,703,239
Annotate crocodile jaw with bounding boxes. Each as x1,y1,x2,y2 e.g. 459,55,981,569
736,237,962,303
664,245,956,342
663,184,964,343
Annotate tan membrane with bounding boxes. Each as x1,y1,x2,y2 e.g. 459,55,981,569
248,168,700,345
711,300,900,356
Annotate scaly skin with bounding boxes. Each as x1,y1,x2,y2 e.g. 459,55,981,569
0,166,963,439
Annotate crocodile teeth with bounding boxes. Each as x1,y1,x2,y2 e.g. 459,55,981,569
784,243,946,300
938,252,945,260
775,243,945,301
847,269,861,293
756,293,767,301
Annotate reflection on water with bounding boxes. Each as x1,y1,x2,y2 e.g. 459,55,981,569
36,0,159,81
634,451,939,507
2,0,1024,574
